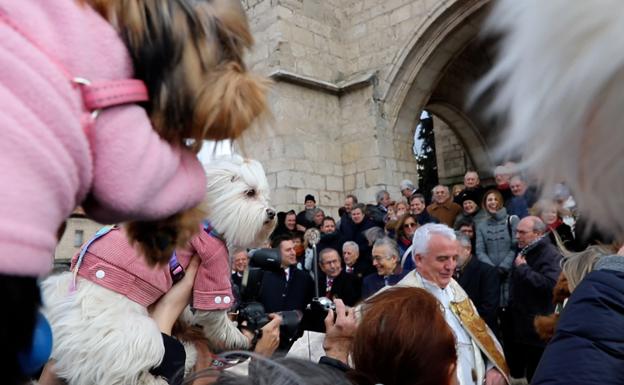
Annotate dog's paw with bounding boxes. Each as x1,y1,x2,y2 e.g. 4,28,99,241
125,207,206,266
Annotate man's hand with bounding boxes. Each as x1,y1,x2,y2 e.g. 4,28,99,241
322,299,356,364
485,368,506,385
150,255,200,335
514,253,527,267
254,314,282,357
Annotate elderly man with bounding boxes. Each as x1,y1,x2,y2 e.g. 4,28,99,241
317,248,360,306
367,189,392,227
510,216,562,382
361,237,406,299
400,179,421,200
427,185,462,227
381,223,509,385
409,193,438,225
507,175,537,219
296,194,317,229
342,241,374,287
230,249,249,290
455,171,485,206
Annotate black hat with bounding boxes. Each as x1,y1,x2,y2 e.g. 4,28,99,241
457,189,482,206
305,194,316,203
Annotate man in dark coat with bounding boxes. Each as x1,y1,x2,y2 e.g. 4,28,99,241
317,217,345,258
510,216,562,382
316,248,360,306
296,194,317,229
361,237,406,299
258,234,314,314
454,234,500,334
339,203,376,264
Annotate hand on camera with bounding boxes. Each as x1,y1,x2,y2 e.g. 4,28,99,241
241,313,282,357
322,299,356,365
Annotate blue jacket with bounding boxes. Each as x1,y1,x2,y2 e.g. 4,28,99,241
361,271,406,299
532,261,624,385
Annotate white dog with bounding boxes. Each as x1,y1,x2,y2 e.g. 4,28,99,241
42,155,276,385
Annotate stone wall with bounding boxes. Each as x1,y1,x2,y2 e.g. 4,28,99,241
239,0,492,214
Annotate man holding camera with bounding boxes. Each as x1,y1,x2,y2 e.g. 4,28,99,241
258,234,314,314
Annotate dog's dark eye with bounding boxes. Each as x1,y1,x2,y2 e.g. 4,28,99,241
245,189,256,198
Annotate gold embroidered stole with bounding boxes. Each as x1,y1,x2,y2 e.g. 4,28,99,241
450,297,510,378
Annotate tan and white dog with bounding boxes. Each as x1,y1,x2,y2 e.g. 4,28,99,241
42,155,276,385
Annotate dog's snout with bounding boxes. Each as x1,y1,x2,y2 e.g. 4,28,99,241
266,208,276,220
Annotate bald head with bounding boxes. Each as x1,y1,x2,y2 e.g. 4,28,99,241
516,216,546,248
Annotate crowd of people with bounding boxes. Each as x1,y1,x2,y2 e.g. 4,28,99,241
225,161,621,385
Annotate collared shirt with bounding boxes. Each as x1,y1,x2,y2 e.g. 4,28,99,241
284,267,290,282
420,274,477,385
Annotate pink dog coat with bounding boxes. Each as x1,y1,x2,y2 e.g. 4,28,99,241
71,226,233,311
0,0,207,276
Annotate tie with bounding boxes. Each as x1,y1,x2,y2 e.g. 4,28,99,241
326,278,334,295
346,266,353,273
384,276,390,286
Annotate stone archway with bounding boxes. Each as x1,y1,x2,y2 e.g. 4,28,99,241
382,0,495,179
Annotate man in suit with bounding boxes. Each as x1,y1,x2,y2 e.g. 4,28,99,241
230,248,249,290
258,234,314,314
454,233,499,334
317,248,360,306
361,237,406,299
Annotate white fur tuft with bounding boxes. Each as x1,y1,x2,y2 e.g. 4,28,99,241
192,309,250,353
41,273,167,385
202,155,276,248
477,0,624,235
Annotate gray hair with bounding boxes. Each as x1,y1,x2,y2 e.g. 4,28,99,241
364,226,386,246
375,190,389,204
372,237,399,259
562,245,612,292
318,248,339,263
412,223,457,256
529,217,547,233
431,185,449,194
456,233,472,248
312,207,324,216
342,241,359,254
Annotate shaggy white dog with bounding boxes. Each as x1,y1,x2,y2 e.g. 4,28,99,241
42,155,276,385
476,0,624,236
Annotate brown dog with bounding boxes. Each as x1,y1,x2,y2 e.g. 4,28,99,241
82,0,269,264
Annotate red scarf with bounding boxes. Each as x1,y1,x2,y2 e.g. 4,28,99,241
547,218,563,232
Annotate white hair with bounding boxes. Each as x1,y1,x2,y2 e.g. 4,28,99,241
342,241,359,254
476,0,624,235
411,223,456,256
203,155,276,249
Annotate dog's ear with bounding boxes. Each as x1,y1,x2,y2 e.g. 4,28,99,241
193,62,270,142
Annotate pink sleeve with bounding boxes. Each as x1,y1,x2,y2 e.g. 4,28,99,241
83,105,206,223
190,231,234,311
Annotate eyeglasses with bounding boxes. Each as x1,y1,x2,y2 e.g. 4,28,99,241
403,222,417,229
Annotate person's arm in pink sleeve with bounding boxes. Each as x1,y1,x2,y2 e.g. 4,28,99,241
82,105,206,224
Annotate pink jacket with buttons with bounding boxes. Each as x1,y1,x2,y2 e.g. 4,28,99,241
0,0,206,276
71,227,233,311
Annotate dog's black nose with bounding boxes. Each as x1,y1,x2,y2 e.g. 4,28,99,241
266,208,276,220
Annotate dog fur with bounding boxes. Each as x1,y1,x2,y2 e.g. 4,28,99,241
42,156,276,385
477,0,624,237
86,0,270,264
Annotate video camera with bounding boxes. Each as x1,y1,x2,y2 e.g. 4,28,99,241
237,248,301,347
